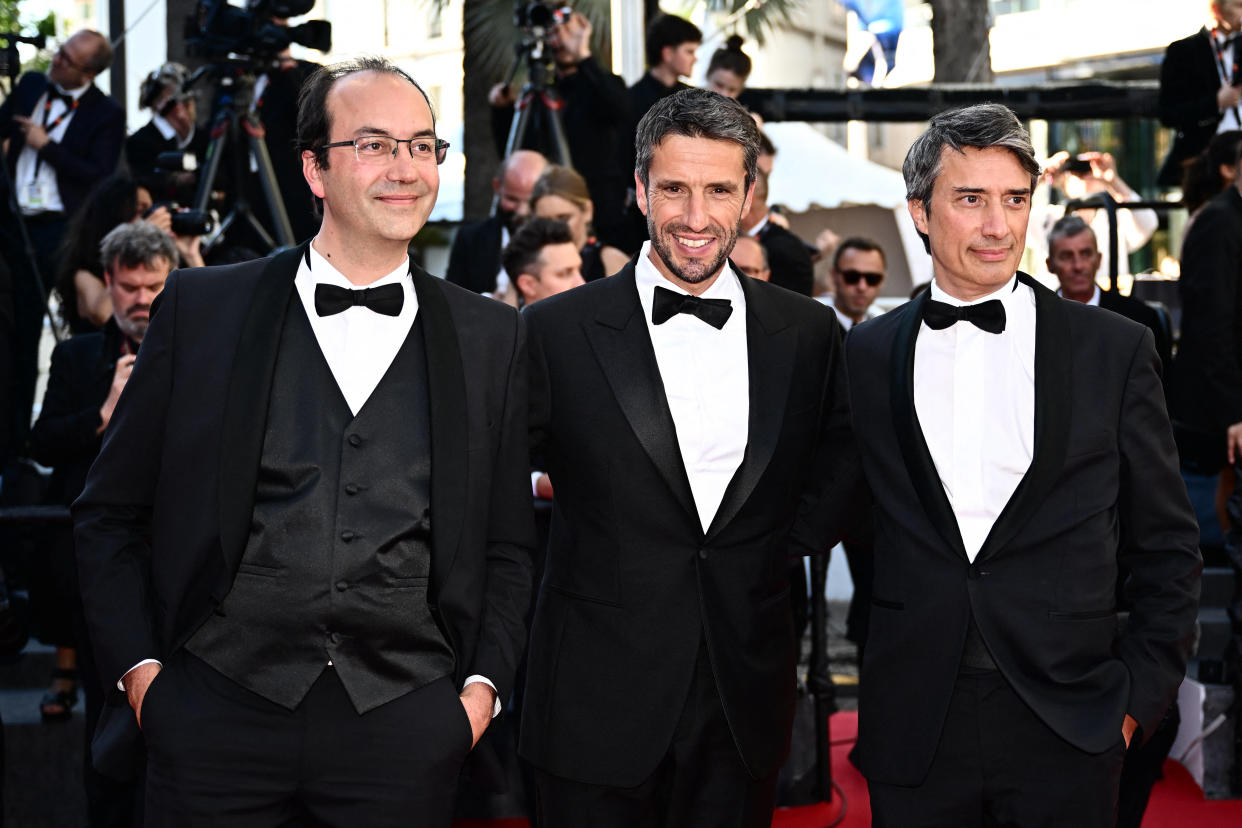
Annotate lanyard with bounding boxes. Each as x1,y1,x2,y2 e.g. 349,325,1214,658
1212,29,1241,128
32,91,78,178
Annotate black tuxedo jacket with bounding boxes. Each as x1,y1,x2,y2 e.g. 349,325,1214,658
73,244,535,779
446,214,504,295
1171,186,1242,438
519,261,858,786
845,274,1200,786
1097,288,1171,373
757,222,814,297
1158,27,1226,186
0,72,125,216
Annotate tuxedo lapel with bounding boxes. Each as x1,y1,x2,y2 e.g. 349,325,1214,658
890,290,969,559
217,244,303,583
412,266,468,582
975,274,1071,560
705,275,796,540
584,264,698,524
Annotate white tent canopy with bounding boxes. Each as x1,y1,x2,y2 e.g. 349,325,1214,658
763,122,933,294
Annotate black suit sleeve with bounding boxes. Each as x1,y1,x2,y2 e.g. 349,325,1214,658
468,310,535,697
787,312,864,556
1115,327,1202,740
1179,203,1242,426
29,338,103,468
73,274,179,689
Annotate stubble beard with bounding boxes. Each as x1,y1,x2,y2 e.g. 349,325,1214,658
646,207,742,286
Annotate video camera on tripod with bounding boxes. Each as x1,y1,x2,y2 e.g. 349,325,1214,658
186,0,330,61
503,2,575,165
181,0,332,253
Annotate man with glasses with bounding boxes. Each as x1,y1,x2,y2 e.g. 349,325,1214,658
75,57,534,827
827,236,886,331
0,27,123,456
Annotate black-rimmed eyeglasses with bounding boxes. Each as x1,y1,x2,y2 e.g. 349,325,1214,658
322,135,450,166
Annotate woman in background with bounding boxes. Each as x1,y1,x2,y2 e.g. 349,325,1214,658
531,164,629,281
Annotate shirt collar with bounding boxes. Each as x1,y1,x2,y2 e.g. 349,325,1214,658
929,273,1019,308
52,81,90,101
747,214,769,237
1056,284,1100,306
635,239,740,317
304,241,412,290
151,113,194,148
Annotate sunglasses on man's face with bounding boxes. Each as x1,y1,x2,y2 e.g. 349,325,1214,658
838,269,884,287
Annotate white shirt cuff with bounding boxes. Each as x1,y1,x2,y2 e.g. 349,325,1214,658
531,470,544,497
118,658,163,691
463,674,501,718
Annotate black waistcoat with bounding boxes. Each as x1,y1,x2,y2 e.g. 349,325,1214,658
186,298,453,712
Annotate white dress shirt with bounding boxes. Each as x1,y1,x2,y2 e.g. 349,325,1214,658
634,241,749,533
913,275,1036,561
1214,30,1241,132
152,112,196,150
15,82,89,215
295,244,418,414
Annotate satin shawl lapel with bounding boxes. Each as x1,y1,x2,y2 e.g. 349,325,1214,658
705,274,796,541
890,290,968,559
583,264,698,525
412,266,468,582
975,273,1071,561
217,243,304,584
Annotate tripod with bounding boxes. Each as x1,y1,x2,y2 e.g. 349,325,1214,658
191,62,295,254
503,36,573,168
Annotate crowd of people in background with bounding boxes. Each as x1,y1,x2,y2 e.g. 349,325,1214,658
0,2,1239,826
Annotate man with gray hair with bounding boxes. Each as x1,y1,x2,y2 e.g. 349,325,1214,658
1046,213,1171,370
520,86,857,826
844,103,1200,825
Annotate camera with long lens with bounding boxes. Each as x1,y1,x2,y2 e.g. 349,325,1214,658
185,0,331,62
514,2,572,44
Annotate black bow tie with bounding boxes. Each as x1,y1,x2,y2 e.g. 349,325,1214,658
314,283,404,317
652,285,733,329
46,87,74,106
923,298,1006,334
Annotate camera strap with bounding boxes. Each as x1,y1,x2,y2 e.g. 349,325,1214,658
32,87,78,178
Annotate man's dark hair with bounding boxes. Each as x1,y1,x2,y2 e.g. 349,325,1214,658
832,236,887,271
1046,214,1096,251
502,217,575,282
903,104,1040,252
634,87,760,194
645,14,702,69
296,56,435,171
100,221,178,275
708,35,752,81
758,129,776,158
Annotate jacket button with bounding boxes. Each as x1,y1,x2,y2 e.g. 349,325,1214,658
348,434,362,447
327,632,340,645
344,483,360,496
335,580,349,592
698,548,709,560
340,530,356,543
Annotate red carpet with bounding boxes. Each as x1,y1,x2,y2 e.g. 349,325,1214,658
456,712,1242,828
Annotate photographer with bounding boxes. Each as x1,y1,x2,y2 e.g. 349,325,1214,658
28,221,175,827
0,27,124,452
126,62,207,192
489,9,631,248
1031,150,1157,290
1158,1,1242,186
54,174,204,335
